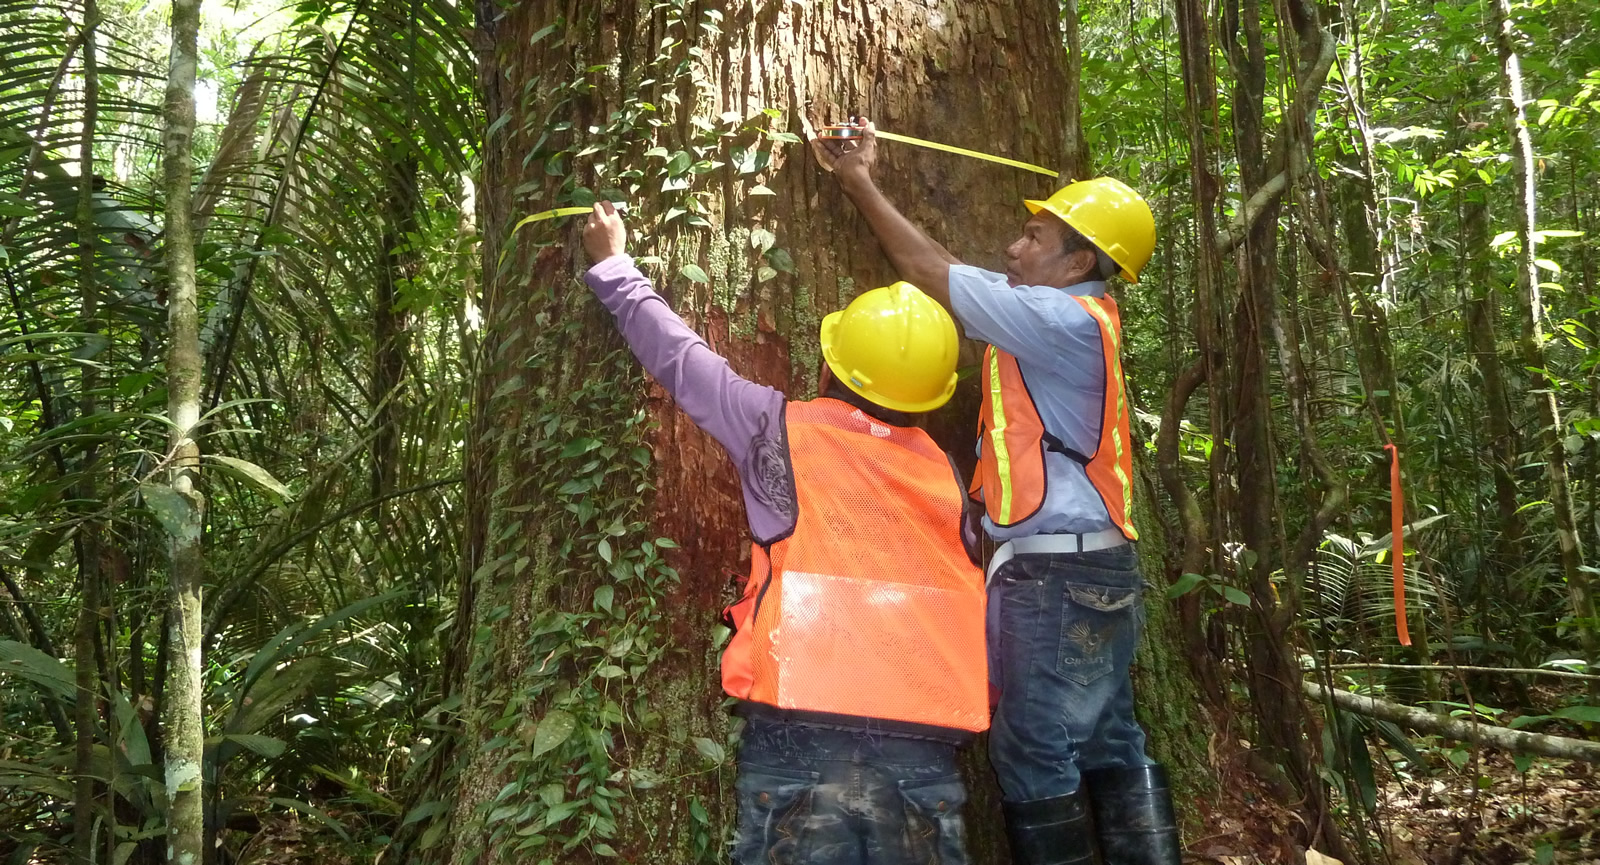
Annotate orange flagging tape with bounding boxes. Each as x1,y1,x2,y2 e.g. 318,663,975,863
1385,443,1411,647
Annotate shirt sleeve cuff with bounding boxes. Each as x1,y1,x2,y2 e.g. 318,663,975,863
583,254,637,289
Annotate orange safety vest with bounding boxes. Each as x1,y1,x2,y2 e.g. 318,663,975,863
970,294,1138,540
720,398,989,733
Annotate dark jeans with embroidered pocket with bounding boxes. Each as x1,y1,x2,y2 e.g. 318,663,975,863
732,717,970,865
987,544,1154,803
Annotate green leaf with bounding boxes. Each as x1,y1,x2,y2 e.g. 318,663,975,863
750,228,776,253
544,800,581,827
765,248,796,275
206,454,294,501
215,733,287,759
1552,705,1600,723
0,758,73,798
1166,572,1206,599
559,438,602,459
747,184,776,196
594,585,614,612
532,709,576,758
1345,725,1378,813
401,800,446,827
1371,720,1422,765
241,592,402,696
692,736,725,764
597,538,613,563
140,483,199,543
594,844,619,857
666,151,692,176
0,641,75,701
680,264,710,284
528,22,560,46
1221,586,1251,606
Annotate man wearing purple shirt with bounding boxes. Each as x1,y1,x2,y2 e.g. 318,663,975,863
580,201,988,865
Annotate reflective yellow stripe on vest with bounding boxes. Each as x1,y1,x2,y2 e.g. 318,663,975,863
986,348,1016,525
1077,298,1137,537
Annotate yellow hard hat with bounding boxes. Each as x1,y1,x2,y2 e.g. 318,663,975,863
819,282,960,413
1024,177,1156,283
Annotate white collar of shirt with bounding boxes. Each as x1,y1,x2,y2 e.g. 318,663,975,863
1064,279,1108,299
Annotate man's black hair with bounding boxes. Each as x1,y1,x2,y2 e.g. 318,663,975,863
1062,224,1120,281
821,376,915,428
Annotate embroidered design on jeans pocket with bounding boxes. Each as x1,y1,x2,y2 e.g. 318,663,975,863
1057,584,1138,685
1064,620,1110,657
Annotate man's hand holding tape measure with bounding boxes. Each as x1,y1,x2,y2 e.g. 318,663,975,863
810,115,880,188
810,115,961,310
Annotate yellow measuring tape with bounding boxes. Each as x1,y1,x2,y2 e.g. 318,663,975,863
503,128,1055,265
508,205,594,234
872,129,1060,178
498,205,612,268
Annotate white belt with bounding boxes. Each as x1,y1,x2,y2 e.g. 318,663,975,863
985,529,1131,583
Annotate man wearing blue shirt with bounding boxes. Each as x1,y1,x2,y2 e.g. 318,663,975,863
815,121,1179,865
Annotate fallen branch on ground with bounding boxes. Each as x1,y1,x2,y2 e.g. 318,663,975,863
1328,662,1600,682
1303,681,1600,763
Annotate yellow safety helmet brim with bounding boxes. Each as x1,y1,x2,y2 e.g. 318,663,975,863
819,283,961,414
1024,177,1155,284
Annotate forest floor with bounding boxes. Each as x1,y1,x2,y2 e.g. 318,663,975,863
230,724,1600,865
1192,741,1600,865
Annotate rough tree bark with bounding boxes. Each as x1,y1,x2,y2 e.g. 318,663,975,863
1217,0,1350,857
1167,0,1228,703
159,0,206,861
1462,195,1525,574
408,1,1211,862
1490,0,1598,666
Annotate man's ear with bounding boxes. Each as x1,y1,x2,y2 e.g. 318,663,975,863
1064,246,1098,283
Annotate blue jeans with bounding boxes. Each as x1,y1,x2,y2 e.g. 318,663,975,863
987,544,1152,802
732,718,970,864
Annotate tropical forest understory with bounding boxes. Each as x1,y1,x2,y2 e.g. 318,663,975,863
2,0,1599,863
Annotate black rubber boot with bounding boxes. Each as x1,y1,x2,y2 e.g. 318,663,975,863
1002,790,1099,865
1082,764,1183,865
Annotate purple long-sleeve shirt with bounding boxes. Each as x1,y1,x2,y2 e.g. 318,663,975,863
583,255,798,544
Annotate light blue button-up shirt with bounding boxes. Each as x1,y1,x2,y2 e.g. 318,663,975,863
948,265,1120,541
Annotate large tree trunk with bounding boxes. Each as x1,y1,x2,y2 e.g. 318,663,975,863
410,1,1211,862
159,0,206,861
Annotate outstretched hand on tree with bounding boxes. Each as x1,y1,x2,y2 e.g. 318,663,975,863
584,201,627,263
811,116,878,190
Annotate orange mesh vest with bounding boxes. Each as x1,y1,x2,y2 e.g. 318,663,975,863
719,398,988,733
971,295,1138,540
